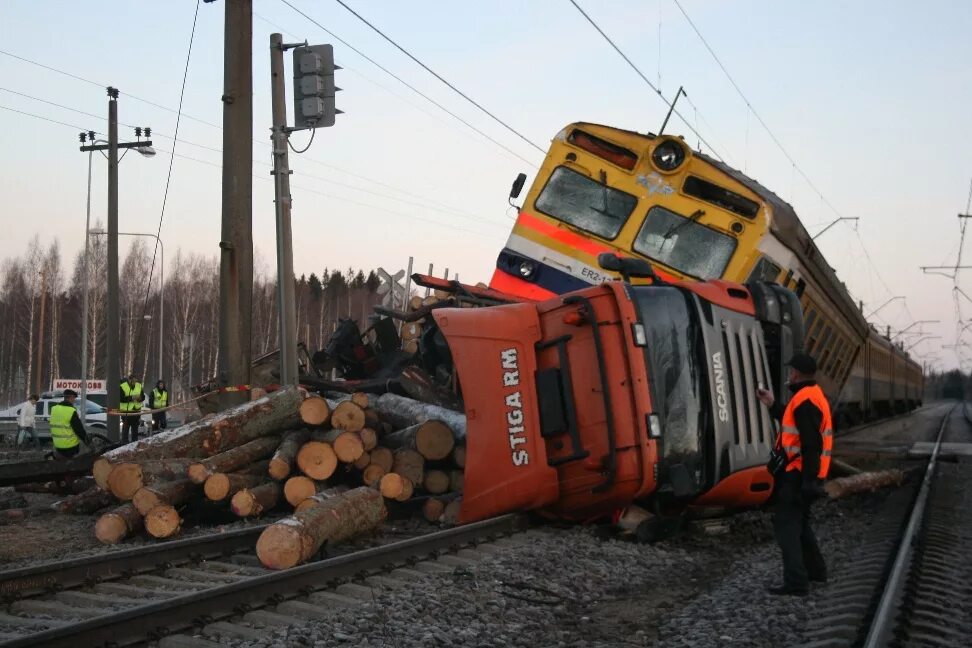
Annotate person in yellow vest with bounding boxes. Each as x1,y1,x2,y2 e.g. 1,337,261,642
49,389,89,459
119,372,145,444
148,379,168,432
757,353,832,596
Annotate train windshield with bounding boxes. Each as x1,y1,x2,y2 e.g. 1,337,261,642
633,206,736,279
535,166,637,239
632,286,707,491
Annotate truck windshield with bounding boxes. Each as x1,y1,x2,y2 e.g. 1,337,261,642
632,286,706,484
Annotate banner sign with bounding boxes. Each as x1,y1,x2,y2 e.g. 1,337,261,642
52,378,107,392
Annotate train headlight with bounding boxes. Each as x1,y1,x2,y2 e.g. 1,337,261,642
651,139,686,172
518,260,537,278
648,413,663,438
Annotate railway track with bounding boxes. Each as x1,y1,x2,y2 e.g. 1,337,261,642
0,513,528,647
800,401,972,647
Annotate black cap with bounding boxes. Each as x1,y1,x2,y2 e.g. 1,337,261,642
787,353,817,374
63,389,78,397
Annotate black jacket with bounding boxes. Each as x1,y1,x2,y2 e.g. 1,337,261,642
769,380,824,481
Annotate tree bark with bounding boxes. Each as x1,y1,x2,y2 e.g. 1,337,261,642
358,428,378,451
294,485,350,513
52,486,115,515
205,472,267,502
391,449,425,486
331,401,366,432
824,470,904,500
94,386,304,488
352,451,372,471
296,441,338,480
449,469,464,493
95,503,143,544
321,429,365,463
422,497,445,523
107,458,196,501
299,395,331,427
133,479,197,515
382,421,454,461
452,445,466,469
268,429,312,480
372,393,466,440
441,498,462,526
187,437,280,484
231,482,282,517
256,486,387,569
144,504,182,539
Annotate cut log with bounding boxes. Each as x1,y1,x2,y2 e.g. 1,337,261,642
401,322,423,341
231,482,282,517
320,429,364,463
399,366,463,412
133,479,196,515
283,475,325,507
299,395,331,427
362,463,386,487
441,498,462,526
379,473,405,499
92,459,114,490
350,392,370,409
824,470,904,500
268,429,312,480
369,447,394,473
353,451,372,471
17,476,94,495
95,503,143,544
99,386,304,466
52,487,115,515
382,421,454,461
205,472,267,502
372,393,466,440
256,486,387,569
391,449,425,486
359,428,378,451
403,340,419,354
187,436,280,484
452,445,466,469
296,441,338,480
422,497,445,523
294,485,351,513
363,409,381,430
829,458,863,478
397,478,414,502
422,296,439,307
449,469,464,493
107,459,196,501
409,295,424,310
144,505,182,539
331,401,366,432
423,469,450,495
250,387,268,401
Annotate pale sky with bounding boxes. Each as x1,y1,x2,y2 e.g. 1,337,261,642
1,1,970,369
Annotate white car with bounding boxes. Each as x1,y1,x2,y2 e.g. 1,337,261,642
0,397,109,443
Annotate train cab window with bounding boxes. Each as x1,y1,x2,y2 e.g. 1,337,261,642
568,130,638,170
633,206,737,279
535,166,638,239
682,176,760,219
748,256,782,283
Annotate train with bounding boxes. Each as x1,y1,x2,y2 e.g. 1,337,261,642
489,122,923,426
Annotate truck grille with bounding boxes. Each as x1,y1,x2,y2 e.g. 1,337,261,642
720,317,775,469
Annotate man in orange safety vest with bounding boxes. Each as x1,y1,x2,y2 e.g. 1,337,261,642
757,353,832,596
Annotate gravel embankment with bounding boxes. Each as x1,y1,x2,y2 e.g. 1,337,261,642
232,486,898,648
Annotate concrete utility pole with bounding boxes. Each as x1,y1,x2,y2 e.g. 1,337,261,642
79,88,153,440
217,0,254,409
270,32,299,385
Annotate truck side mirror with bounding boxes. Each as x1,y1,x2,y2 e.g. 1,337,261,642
509,173,527,204
598,253,658,283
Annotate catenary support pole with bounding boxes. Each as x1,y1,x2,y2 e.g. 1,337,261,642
106,89,121,440
270,33,299,385
218,0,254,408
80,150,93,412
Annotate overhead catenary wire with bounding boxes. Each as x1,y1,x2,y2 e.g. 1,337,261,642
565,0,727,163
277,0,539,166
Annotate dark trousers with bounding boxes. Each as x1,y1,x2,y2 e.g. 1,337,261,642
772,471,827,589
152,411,167,432
54,445,80,459
121,415,141,444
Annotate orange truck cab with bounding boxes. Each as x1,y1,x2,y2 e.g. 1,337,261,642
430,257,804,524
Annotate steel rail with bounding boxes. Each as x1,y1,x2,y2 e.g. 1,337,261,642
861,403,956,648
0,524,267,599
1,513,527,648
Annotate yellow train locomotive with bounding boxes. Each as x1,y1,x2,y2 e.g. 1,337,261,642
491,122,922,424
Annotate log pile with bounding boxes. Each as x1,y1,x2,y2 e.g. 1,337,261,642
54,384,467,557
